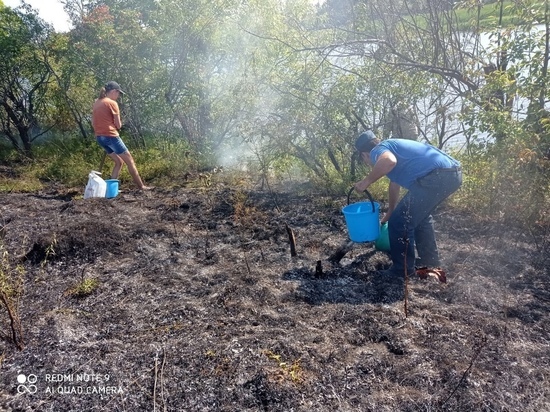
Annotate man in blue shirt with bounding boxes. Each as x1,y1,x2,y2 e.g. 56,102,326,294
354,130,462,279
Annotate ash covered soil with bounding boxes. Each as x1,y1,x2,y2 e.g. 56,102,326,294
0,178,549,411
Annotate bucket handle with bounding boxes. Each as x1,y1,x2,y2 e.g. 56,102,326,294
347,187,376,213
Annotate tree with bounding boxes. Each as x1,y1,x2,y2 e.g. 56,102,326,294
61,0,245,154
0,5,55,157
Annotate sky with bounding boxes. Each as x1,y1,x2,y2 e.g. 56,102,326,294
3,0,72,32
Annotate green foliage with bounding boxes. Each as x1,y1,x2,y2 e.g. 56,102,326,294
0,133,202,192
130,141,193,185
31,137,98,185
453,1,526,30
0,176,43,193
0,6,56,156
0,145,44,191
67,277,100,298
454,136,550,228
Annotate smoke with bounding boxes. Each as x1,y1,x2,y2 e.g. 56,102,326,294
215,141,255,171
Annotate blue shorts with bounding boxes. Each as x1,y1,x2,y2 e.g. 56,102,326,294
96,136,128,155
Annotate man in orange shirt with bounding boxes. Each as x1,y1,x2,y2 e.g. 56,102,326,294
92,81,152,190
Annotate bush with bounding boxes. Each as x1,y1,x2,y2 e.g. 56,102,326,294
0,134,200,191
454,137,550,228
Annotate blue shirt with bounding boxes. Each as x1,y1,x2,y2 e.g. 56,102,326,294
370,139,460,189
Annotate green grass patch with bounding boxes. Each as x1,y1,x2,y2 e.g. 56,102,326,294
66,277,100,298
454,1,547,31
0,134,201,192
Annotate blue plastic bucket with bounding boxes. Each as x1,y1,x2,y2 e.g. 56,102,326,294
342,201,380,242
105,179,119,198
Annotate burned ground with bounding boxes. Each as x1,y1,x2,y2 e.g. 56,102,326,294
0,180,549,411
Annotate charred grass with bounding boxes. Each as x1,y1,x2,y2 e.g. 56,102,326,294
0,182,549,411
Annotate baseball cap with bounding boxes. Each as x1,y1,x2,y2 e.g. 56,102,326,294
105,81,125,94
354,130,376,152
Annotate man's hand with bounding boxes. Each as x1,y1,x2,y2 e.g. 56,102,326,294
354,180,369,193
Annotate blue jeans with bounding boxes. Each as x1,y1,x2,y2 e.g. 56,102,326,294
96,136,129,155
388,168,462,273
